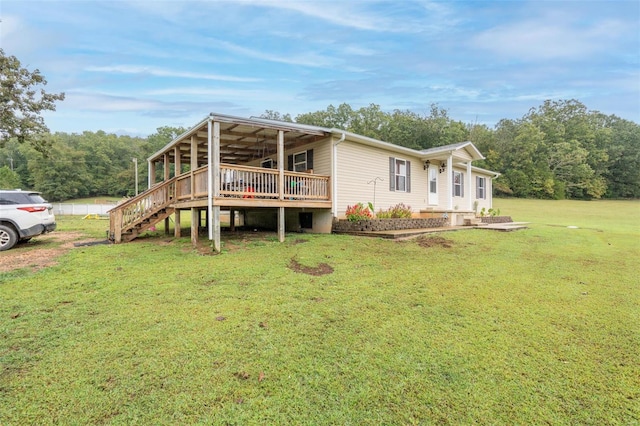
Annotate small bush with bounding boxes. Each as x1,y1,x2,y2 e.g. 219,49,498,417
377,203,412,219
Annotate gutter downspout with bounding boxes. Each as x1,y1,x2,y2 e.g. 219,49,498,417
332,132,346,217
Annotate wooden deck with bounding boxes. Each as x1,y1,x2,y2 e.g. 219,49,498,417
108,164,330,243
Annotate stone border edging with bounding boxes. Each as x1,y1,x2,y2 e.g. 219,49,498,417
479,216,513,224
333,217,448,233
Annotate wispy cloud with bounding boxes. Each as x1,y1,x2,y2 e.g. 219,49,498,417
212,39,337,68
244,0,396,32
472,14,631,61
85,65,261,83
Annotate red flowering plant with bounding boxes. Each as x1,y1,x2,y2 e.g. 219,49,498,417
345,202,374,222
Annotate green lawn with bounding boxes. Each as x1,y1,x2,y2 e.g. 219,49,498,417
1,199,638,425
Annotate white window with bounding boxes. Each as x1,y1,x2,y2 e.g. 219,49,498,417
453,171,464,197
395,159,406,192
429,168,438,194
389,157,411,192
429,167,438,204
261,158,274,169
477,176,486,199
293,151,307,172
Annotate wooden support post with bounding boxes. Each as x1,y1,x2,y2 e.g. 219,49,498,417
191,136,198,199
230,209,235,231
191,208,198,245
163,153,170,180
164,217,170,235
113,211,123,243
278,130,284,200
174,146,181,177
174,209,181,238
148,160,155,188
213,206,221,252
278,207,285,242
211,120,221,253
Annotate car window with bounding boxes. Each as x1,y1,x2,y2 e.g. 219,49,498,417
0,193,31,204
0,192,47,204
27,193,47,203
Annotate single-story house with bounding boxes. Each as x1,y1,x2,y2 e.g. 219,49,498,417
109,113,499,251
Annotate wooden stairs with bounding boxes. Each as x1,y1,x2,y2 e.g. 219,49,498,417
121,206,175,242
109,177,177,243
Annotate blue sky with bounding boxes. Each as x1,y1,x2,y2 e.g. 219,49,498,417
2,0,639,136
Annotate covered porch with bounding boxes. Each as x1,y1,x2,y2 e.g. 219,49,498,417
109,114,333,251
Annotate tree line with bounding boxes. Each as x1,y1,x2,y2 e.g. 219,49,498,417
0,100,638,201
1,49,638,201
265,100,640,199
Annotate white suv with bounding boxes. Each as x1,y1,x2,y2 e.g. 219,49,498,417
0,190,57,251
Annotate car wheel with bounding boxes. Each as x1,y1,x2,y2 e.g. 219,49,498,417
0,224,18,251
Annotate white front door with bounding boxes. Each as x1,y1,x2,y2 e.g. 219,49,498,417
428,166,438,205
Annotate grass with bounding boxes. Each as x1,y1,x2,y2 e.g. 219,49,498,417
1,199,639,424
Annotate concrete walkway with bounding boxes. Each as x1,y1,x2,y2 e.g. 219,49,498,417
476,222,530,232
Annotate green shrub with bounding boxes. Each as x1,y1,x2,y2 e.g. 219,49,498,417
377,203,412,219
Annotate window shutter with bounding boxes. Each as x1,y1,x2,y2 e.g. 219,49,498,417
476,176,480,199
389,157,395,191
406,161,411,193
287,154,293,171
452,171,455,196
461,173,464,198
307,149,314,170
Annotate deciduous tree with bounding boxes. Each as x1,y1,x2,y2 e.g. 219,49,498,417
0,49,65,152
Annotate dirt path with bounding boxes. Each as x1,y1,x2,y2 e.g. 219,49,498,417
0,232,99,273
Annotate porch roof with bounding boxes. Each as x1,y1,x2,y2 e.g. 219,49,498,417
148,113,488,169
148,113,332,165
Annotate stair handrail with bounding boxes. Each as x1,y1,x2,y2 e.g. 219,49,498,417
109,177,177,241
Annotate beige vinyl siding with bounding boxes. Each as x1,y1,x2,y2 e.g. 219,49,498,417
450,166,468,210
473,171,493,211
436,162,449,207
456,148,473,162
335,140,429,216
303,138,331,175
245,137,332,176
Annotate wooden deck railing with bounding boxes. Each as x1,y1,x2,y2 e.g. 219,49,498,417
172,163,330,201
108,177,176,241
109,163,330,243
175,166,208,200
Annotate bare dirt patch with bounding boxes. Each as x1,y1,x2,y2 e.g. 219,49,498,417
288,257,334,276
0,232,101,273
416,235,454,249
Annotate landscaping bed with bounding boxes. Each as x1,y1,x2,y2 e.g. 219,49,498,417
333,217,447,233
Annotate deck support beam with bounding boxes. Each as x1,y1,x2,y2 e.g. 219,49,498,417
213,206,221,252
209,120,221,252
174,209,181,237
277,130,284,200
191,208,198,244
174,147,182,238
278,206,285,242
230,209,235,231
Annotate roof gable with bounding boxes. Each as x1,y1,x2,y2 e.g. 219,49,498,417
419,141,484,160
